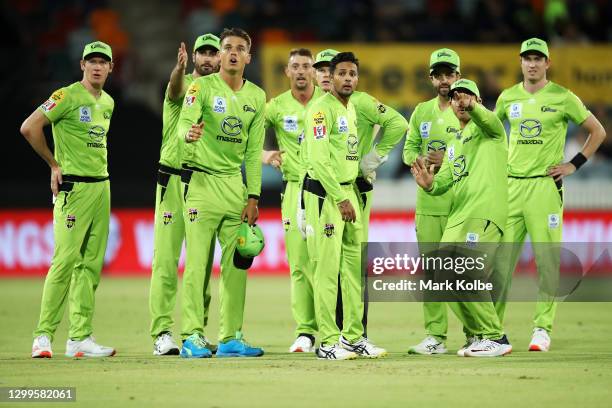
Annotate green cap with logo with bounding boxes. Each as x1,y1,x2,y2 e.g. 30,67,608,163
429,48,460,74
520,37,549,58
449,78,480,98
233,222,265,269
313,49,339,68
82,41,113,61
193,33,220,52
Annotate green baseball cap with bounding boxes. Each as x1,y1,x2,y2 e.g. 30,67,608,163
449,78,480,98
429,48,460,74
313,49,339,68
82,41,112,61
233,222,265,269
193,33,220,53
520,37,549,58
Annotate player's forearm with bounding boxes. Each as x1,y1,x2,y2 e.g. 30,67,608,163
376,111,408,157
167,66,185,101
21,126,58,169
402,134,421,166
579,115,607,159
469,103,505,139
425,164,452,196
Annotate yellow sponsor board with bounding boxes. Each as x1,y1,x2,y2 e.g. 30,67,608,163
262,44,612,107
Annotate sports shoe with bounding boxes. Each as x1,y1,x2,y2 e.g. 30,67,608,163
316,343,358,360
465,335,512,357
202,335,218,354
180,333,213,358
216,332,264,357
340,336,388,358
153,332,179,356
457,336,479,357
65,336,115,358
32,335,52,358
289,335,315,353
529,328,551,352
408,336,448,355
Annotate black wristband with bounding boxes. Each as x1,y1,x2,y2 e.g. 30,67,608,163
570,152,587,170
248,194,260,200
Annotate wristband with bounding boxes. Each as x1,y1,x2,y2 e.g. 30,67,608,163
569,152,587,170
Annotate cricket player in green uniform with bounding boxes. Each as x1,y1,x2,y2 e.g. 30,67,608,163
177,28,265,358
149,34,220,356
492,38,606,352
23,42,116,358
311,49,408,338
402,49,462,355
303,52,387,360
264,48,325,353
411,79,512,357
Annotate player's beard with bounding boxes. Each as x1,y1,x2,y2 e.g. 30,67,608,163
437,85,450,98
294,77,309,90
337,87,353,98
196,63,216,76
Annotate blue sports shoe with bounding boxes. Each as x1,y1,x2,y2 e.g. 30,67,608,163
180,334,212,358
216,332,264,357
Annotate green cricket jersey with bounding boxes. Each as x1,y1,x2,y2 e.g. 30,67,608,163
427,104,508,232
351,91,408,160
160,73,195,169
495,81,591,177
178,73,266,197
303,92,359,204
39,82,114,178
403,98,460,215
265,87,325,181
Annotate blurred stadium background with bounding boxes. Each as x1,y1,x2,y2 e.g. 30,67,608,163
1,0,611,276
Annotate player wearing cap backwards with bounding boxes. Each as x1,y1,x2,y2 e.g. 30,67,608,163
402,49,464,355
492,38,606,352
264,48,325,353
411,79,513,357
149,34,221,356
23,41,116,358
178,28,265,358
311,49,408,339
303,52,387,360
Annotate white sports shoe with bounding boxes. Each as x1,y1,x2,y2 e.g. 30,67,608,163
32,335,52,358
65,336,115,358
457,336,479,357
465,338,512,357
408,336,448,355
316,343,358,360
340,336,388,358
529,328,551,352
289,335,315,353
154,332,180,356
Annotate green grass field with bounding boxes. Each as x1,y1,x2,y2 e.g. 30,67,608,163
1,277,611,407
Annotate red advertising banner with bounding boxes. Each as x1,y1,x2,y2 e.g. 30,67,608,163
1,209,611,276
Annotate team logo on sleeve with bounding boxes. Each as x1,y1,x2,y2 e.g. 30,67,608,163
163,211,174,225
283,115,298,132
79,106,92,122
377,103,386,114
51,90,65,102
213,96,226,113
548,214,560,229
324,223,335,237
188,208,198,222
419,122,432,138
185,95,196,106
41,99,57,112
65,214,76,229
509,103,522,119
338,116,348,133
313,125,326,139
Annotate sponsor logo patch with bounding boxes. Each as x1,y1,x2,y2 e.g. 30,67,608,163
338,116,348,133
221,116,243,136
420,121,432,138
79,106,92,122
66,214,76,229
452,155,467,177
213,96,226,113
448,145,455,161
519,119,542,139
377,103,386,114
313,125,326,139
466,232,479,247
312,111,325,125
347,134,358,154
185,95,196,106
41,99,56,112
548,214,560,228
283,115,298,132
509,103,522,119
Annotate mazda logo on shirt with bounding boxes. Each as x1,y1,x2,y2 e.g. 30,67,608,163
221,116,243,136
88,125,106,142
519,119,542,138
427,140,447,152
452,155,467,177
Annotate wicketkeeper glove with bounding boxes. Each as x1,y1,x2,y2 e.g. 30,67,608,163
360,147,388,177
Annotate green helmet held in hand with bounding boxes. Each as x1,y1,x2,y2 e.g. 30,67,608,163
233,222,265,269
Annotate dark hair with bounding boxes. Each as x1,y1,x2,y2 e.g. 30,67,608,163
330,52,359,74
219,27,252,50
288,48,313,59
